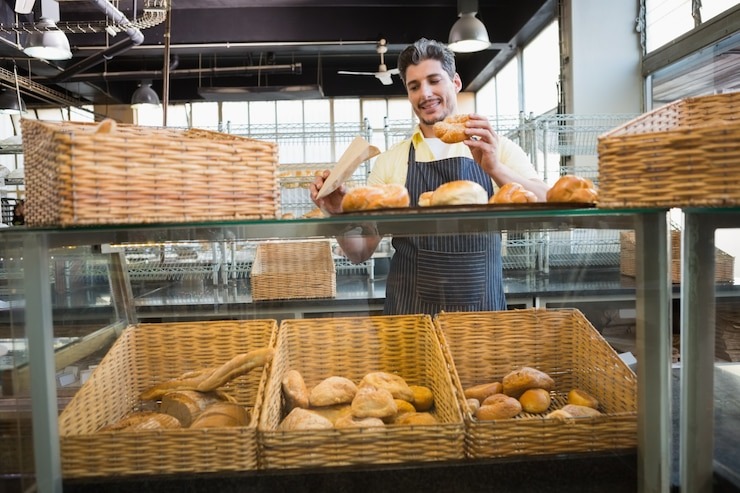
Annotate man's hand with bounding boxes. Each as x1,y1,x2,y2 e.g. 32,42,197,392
462,113,501,177
310,170,346,215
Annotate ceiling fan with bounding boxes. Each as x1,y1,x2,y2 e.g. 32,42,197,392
338,39,400,86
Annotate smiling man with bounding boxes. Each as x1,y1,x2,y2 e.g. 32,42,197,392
311,38,549,315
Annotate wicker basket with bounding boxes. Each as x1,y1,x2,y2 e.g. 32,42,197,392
20,119,279,226
58,319,277,478
597,92,740,208
251,240,336,301
258,314,465,470
434,308,637,459
620,230,734,283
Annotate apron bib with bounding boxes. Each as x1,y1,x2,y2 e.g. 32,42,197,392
384,145,506,315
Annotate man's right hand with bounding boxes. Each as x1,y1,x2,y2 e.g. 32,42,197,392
310,170,346,215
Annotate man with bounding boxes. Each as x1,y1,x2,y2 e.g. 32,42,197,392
311,38,549,315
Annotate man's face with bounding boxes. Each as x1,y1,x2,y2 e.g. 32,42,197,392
403,59,462,127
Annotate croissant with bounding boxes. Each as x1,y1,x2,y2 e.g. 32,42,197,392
490,182,538,204
546,175,598,203
432,114,470,143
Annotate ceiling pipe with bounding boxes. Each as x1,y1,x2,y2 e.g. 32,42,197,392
50,0,144,83
46,63,303,83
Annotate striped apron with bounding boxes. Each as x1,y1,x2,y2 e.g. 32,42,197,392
383,145,506,315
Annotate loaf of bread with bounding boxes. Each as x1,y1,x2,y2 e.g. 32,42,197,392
417,191,433,207
359,371,414,401
432,114,470,143
546,404,603,421
393,411,439,425
428,180,489,206
189,402,250,428
463,381,503,402
502,367,555,398
394,399,417,415
160,390,223,427
490,182,538,204
100,411,182,432
309,376,358,407
351,386,397,419
518,388,551,414
278,407,334,431
334,414,386,429
282,369,310,411
546,175,598,203
307,404,353,425
341,184,410,212
475,393,522,420
567,388,599,409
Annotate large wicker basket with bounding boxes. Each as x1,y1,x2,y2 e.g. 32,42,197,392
597,92,740,208
250,239,336,301
258,314,465,470
434,308,637,459
620,230,734,283
58,319,277,478
21,119,279,226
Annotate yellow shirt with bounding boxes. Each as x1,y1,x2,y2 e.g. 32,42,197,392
368,125,539,190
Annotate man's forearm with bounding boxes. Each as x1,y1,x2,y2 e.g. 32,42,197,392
336,223,382,264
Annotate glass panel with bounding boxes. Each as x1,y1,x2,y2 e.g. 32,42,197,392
522,21,560,116
496,59,520,118
645,0,694,52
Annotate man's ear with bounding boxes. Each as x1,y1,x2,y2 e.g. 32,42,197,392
453,73,463,93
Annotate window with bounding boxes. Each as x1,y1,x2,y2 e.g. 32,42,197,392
522,21,560,116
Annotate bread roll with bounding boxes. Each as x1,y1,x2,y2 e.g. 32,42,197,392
359,372,414,401
190,402,250,428
351,386,397,419
334,414,385,429
282,369,310,411
475,394,522,420
546,175,598,203
502,367,555,398
394,399,417,415
306,404,352,425
432,114,470,143
518,388,551,414
417,191,433,207
567,388,599,409
278,407,334,431
393,412,439,425
560,404,602,418
409,385,434,411
430,180,489,206
309,376,358,407
490,182,538,204
341,184,410,212
466,398,481,415
464,381,503,402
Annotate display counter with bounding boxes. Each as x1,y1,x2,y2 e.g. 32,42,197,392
0,206,734,493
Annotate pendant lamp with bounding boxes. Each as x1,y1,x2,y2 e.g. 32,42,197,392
448,0,491,53
131,81,161,108
0,89,26,115
23,17,73,61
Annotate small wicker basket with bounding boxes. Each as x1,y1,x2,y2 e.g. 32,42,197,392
21,119,280,226
251,240,336,301
258,314,465,470
619,230,734,283
434,308,637,459
597,92,740,208
58,319,277,478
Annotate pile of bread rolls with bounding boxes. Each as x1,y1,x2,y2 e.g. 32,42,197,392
463,366,602,421
99,347,273,432
278,369,438,431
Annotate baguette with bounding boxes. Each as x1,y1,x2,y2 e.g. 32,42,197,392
196,347,274,391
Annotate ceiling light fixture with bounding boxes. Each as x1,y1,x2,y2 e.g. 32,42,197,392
448,0,491,53
131,81,161,108
23,17,73,60
0,89,26,115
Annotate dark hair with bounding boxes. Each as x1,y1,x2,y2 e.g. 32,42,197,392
397,38,456,84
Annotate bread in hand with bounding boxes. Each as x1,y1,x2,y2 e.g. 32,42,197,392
432,114,470,143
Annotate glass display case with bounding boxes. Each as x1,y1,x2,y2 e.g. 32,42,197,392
1,206,736,493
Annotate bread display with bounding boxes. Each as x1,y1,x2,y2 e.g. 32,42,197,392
501,366,555,398
432,114,470,143
419,180,489,207
546,175,598,203
341,184,411,212
490,182,538,204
